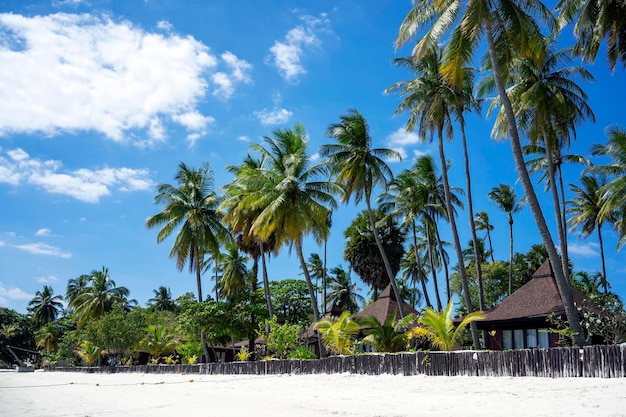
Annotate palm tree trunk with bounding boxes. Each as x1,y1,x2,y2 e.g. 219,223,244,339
323,239,328,314
434,226,449,308
597,226,608,295
295,239,326,358
484,19,585,346
194,251,211,363
437,127,480,350
508,214,514,295
487,229,495,263
259,241,274,320
543,129,570,283
412,221,432,308
426,219,444,311
365,197,404,318
557,164,570,269
461,118,486,315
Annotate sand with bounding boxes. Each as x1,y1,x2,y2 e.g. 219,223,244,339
1,370,625,417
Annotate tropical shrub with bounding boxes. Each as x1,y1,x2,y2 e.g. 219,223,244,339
314,311,360,355
257,318,301,359
358,312,417,353
288,346,317,360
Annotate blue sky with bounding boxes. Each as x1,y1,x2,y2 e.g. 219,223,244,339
0,0,624,314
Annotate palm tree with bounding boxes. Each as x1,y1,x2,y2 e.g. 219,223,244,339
358,312,417,353
27,286,63,326
396,0,586,347
326,266,364,314
248,123,337,357
484,39,595,284
218,245,249,300
77,341,99,367
556,0,626,72
589,126,626,250
489,184,525,295
474,211,495,262
65,274,90,307
305,253,325,309
408,300,486,351
314,311,360,356
34,322,57,354
322,109,403,316
385,48,479,348
69,267,129,328
146,161,232,303
221,154,276,318
147,286,177,312
567,175,611,294
140,325,178,363
399,244,431,309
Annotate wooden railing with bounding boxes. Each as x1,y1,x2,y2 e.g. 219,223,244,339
47,345,626,378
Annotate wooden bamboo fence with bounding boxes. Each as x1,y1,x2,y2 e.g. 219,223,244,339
47,345,626,378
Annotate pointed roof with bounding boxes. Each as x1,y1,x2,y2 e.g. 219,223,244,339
353,285,419,323
480,260,586,324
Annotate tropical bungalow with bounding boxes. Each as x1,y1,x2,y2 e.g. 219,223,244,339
353,284,419,323
477,260,587,350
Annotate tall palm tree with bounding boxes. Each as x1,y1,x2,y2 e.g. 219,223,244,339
589,126,626,250
484,39,595,283
218,245,249,300
567,174,610,294
146,162,232,303
147,286,176,312
474,211,495,262
27,286,63,326
69,267,129,328
321,109,403,316
399,244,431,308
65,274,90,307
378,166,432,308
384,48,479,348
305,253,325,309
556,0,626,72
221,154,276,318
396,0,586,346
326,266,364,314
489,184,525,295
249,123,337,356
35,322,58,354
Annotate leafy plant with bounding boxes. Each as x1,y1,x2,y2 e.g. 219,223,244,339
288,346,317,360
257,318,301,359
236,345,251,362
77,341,99,367
358,312,417,353
314,311,360,355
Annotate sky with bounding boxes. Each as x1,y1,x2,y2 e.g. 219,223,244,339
0,0,624,314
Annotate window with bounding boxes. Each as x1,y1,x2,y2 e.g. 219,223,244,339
500,327,550,350
538,328,549,348
526,329,537,348
503,330,513,350
514,329,524,349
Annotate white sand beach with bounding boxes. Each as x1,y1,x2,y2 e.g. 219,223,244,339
1,370,625,417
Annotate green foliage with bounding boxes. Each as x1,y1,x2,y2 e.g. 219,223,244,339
236,345,251,362
408,300,486,351
258,317,302,359
0,307,36,365
314,311,360,356
343,209,405,292
578,294,626,344
288,346,317,360
177,341,203,364
269,280,313,328
545,313,577,347
27,285,63,326
77,340,99,367
358,312,417,353
81,304,146,358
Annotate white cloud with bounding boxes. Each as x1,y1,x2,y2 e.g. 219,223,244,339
385,127,423,162
267,13,329,82
35,228,52,237
36,275,58,283
237,136,250,142
0,285,32,307
0,148,154,203
568,242,599,257
156,20,173,32
0,13,241,145
254,108,293,126
13,242,72,258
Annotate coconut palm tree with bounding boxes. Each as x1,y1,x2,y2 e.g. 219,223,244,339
400,245,431,309
248,123,337,357
556,0,626,72
65,274,90,307
304,253,325,308
77,341,99,367
326,266,364,314
140,325,179,363
146,162,232,303
221,154,276,318
474,211,495,262
589,126,626,250
69,267,129,328
27,286,63,326
34,322,57,354
567,174,611,294
408,300,486,351
358,312,417,353
147,286,176,312
321,109,403,316
218,245,249,300
396,0,586,346
489,184,525,295
314,311,360,356
384,48,479,348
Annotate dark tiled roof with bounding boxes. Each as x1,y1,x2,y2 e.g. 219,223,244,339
353,285,419,323
481,260,586,323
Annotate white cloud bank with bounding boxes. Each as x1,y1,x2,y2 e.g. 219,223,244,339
0,13,252,146
268,13,329,83
0,148,153,203
385,127,426,161
0,284,32,307
568,242,600,257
